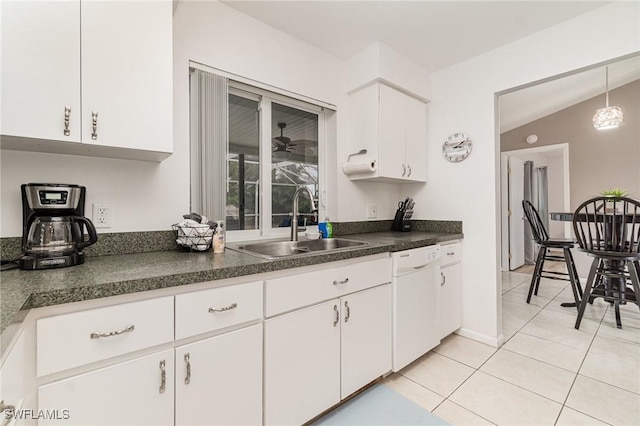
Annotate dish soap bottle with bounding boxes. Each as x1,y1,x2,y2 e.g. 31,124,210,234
319,217,333,239
213,220,225,253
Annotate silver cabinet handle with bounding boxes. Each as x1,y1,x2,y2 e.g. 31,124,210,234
344,301,350,323
159,360,166,394
208,303,238,313
402,164,406,177
91,111,98,140
407,164,412,177
333,278,349,286
184,353,191,385
63,106,71,136
90,324,134,339
447,252,455,256
333,305,339,327
441,272,446,286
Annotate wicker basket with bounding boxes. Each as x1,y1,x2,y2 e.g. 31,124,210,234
172,223,214,251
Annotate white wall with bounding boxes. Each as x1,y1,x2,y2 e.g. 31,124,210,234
412,1,640,345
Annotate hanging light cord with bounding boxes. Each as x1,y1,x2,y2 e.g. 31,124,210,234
605,66,610,107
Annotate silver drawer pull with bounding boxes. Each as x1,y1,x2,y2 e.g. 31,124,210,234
333,278,349,286
184,353,191,385
159,360,166,394
208,303,238,313
441,272,446,286
333,305,339,327
63,106,71,136
447,252,455,256
91,111,98,140
90,324,134,339
344,301,350,323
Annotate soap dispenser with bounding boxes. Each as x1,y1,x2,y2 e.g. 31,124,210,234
213,220,225,253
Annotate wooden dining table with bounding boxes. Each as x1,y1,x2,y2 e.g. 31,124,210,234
550,211,634,307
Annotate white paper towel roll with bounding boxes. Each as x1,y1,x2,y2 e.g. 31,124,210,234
342,159,377,175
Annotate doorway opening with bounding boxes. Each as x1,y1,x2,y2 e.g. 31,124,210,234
500,143,570,272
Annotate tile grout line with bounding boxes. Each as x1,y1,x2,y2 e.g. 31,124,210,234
553,307,610,426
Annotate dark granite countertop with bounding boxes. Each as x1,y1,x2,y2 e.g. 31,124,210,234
0,230,462,350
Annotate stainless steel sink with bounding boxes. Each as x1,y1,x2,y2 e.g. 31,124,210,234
227,238,370,260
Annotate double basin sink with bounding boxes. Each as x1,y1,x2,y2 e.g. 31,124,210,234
227,237,370,260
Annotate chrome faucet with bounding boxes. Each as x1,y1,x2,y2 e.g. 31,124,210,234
291,187,317,241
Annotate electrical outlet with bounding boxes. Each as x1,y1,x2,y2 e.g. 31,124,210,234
93,203,111,228
367,204,377,219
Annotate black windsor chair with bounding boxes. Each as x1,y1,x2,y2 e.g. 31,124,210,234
522,200,582,307
572,196,640,329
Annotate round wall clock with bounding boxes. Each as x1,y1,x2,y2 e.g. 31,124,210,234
442,132,472,162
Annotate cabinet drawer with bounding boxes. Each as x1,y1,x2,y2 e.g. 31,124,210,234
265,257,392,317
441,241,462,266
175,281,263,340
37,296,174,377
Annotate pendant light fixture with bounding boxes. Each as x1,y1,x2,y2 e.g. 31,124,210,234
592,66,623,130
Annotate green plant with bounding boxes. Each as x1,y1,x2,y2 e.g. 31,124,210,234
601,188,628,197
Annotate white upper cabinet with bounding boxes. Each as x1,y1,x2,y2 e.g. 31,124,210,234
80,1,172,153
348,82,427,183
1,1,81,143
0,0,173,161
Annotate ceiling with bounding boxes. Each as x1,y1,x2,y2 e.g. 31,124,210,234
500,54,640,132
180,1,636,134
220,1,611,73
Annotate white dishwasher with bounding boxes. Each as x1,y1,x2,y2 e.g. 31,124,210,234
392,245,441,372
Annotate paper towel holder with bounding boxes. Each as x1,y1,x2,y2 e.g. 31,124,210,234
347,149,367,162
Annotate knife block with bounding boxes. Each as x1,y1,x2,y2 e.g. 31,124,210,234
391,207,411,232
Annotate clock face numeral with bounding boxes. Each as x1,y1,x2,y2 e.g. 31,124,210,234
443,132,472,163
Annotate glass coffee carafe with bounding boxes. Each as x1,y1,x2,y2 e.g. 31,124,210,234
25,216,97,256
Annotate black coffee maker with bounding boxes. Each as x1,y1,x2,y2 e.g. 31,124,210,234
20,183,98,270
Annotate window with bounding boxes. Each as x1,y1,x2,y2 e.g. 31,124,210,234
190,67,325,239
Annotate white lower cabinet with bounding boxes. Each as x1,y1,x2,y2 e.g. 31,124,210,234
265,300,341,426
175,324,262,426
38,349,174,426
440,242,462,338
265,283,392,425
340,284,392,398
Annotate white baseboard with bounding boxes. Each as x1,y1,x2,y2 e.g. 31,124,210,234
455,328,505,348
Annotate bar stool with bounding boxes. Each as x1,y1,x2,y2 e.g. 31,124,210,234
522,200,582,307
572,196,640,329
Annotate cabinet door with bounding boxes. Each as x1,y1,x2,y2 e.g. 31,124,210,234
341,284,392,398
81,0,172,152
175,324,262,426
379,84,407,180
404,95,427,182
441,263,462,338
1,0,81,142
38,349,174,425
265,300,341,425
393,266,441,372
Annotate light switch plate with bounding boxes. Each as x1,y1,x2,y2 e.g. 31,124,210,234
367,204,377,219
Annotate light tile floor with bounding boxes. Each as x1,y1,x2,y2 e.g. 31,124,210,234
383,264,640,425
